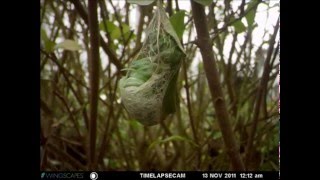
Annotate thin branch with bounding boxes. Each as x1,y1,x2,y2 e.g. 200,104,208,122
53,90,82,138
97,78,119,166
69,0,123,73
125,1,130,24
47,143,86,170
87,0,100,169
40,50,90,130
182,58,198,142
182,56,201,168
226,33,238,117
210,0,261,43
244,17,280,169
175,0,180,11
166,0,173,16
109,0,133,62
190,0,245,170
135,6,145,52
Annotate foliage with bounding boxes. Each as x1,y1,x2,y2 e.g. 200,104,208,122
40,0,279,171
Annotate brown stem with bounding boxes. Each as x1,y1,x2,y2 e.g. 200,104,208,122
175,0,180,11
182,58,197,142
109,0,127,50
135,6,145,51
47,143,86,170
87,0,100,169
244,17,280,169
97,78,119,166
166,0,173,16
69,0,123,72
210,0,261,43
53,90,82,138
97,108,122,170
182,57,201,168
226,33,238,117
41,50,90,130
125,1,130,24
190,0,245,170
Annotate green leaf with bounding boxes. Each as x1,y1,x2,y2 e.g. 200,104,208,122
41,28,56,52
232,18,246,33
213,132,222,139
245,0,259,28
41,28,48,42
124,31,135,42
101,20,121,39
45,41,56,52
121,23,133,42
100,20,131,41
193,0,213,6
158,5,185,53
127,0,155,6
55,39,82,51
100,20,115,33
162,69,179,115
169,11,185,39
128,119,142,129
121,23,130,34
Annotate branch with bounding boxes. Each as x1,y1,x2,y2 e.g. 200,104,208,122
47,143,86,170
40,49,90,129
226,33,238,117
210,0,261,42
182,56,201,167
182,58,198,142
97,79,119,167
244,17,280,170
88,0,100,169
134,6,145,52
175,0,180,11
190,0,245,170
69,0,123,73
166,0,173,16
53,90,82,138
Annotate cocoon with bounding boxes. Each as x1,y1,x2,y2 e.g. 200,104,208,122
119,5,185,126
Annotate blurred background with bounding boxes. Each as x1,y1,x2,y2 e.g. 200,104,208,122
40,0,279,171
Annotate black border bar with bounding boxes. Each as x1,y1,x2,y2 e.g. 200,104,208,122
39,171,279,180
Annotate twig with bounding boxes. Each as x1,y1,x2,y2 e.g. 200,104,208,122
53,90,82,138
47,143,86,170
191,0,245,170
209,0,261,39
182,56,201,168
109,0,129,59
87,0,100,169
69,0,123,73
244,17,280,169
97,78,119,167
135,6,145,51
40,49,90,130
226,33,238,117
166,0,173,16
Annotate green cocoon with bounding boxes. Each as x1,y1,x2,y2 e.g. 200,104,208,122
119,4,185,126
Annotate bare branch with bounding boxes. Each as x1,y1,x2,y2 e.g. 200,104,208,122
87,0,100,169
190,0,245,170
245,17,280,170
